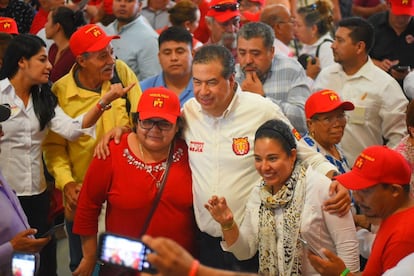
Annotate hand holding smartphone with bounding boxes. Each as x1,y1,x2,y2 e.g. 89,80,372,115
37,222,65,238
298,237,326,259
391,65,411,73
98,232,157,274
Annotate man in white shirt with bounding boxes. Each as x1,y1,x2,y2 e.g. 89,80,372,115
313,17,407,165
183,44,348,272
260,4,296,57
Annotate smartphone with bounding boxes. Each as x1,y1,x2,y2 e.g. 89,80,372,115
11,253,36,276
392,65,410,72
98,232,157,274
298,237,326,259
38,222,65,238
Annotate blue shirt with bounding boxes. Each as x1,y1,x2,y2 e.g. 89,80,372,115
140,73,194,107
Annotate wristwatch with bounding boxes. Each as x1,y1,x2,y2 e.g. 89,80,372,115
96,99,112,111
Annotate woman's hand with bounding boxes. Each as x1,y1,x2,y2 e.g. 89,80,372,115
101,83,136,105
204,196,234,226
72,256,96,276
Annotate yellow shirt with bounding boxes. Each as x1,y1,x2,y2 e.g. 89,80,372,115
43,59,142,190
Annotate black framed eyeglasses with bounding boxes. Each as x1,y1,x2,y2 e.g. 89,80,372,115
211,3,240,12
139,119,173,131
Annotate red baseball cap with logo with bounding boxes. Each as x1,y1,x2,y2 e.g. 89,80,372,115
335,146,411,190
305,89,354,119
207,0,241,23
390,0,414,16
0,17,18,35
69,24,120,57
138,87,181,124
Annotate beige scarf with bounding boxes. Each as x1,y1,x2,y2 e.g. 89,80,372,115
258,162,307,275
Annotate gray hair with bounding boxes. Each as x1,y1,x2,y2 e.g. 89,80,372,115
237,22,275,50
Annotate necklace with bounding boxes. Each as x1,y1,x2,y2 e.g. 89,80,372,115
139,143,167,189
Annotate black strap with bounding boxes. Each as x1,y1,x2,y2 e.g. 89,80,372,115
110,64,131,114
315,38,333,58
138,141,175,236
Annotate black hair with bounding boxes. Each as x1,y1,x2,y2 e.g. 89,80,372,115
158,26,193,49
0,34,57,130
51,6,86,40
237,22,275,50
255,119,296,156
168,0,199,26
338,17,375,53
193,45,235,79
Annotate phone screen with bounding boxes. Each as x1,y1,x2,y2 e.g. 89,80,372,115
11,253,35,276
38,222,65,238
98,233,157,274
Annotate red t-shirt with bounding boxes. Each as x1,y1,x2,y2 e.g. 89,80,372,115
363,206,414,275
29,8,48,34
74,135,197,256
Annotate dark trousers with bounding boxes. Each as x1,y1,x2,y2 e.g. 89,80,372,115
19,190,57,276
199,231,259,273
65,220,83,272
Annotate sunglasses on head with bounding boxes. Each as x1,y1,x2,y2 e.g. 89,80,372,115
211,3,239,12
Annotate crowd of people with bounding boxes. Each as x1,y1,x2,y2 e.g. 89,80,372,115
0,0,414,275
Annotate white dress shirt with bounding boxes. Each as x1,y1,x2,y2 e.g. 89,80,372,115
0,78,89,196
182,86,336,237
222,166,360,275
314,58,408,164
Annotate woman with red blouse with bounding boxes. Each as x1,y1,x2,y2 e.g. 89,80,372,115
73,87,197,276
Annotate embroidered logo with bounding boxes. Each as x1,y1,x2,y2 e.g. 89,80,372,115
153,98,164,108
189,141,204,152
355,152,375,169
85,26,102,37
232,137,249,155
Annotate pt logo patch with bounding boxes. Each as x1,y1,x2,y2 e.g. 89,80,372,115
189,141,204,152
232,137,250,155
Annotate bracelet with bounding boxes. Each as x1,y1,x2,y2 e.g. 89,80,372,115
340,268,350,276
188,260,199,276
96,99,112,111
221,220,235,231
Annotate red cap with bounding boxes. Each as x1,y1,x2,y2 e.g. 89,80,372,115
390,0,414,16
0,17,18,35
69,24,120,57
137,87,181,124
241,11,261,22
305,89,354,119
335,146,411,190
207,0,241,23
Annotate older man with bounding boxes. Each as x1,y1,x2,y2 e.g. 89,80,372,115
235,22,310,135
43,24,140,272
205,0,241,59
309,145,414,275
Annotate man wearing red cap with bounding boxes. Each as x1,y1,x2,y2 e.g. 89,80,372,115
369,0,414,86
308,145,414,276
205,0,241,59
43,24,141,272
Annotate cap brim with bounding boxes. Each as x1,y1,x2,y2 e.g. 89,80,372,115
208,11,240,23
391,6,414,16
139,112,178,124
86,35,120,53
0,104,11,122
308,101,355,119
335,170,376,190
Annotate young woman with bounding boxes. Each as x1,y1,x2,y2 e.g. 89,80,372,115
0,33,131,275
205,119,359,275
45,6,86,82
